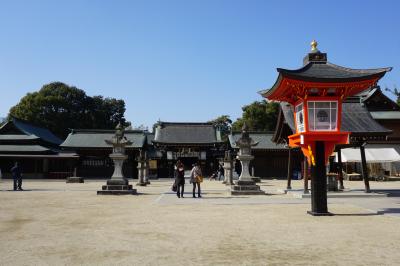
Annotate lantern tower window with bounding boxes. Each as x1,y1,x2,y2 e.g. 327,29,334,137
295,103,305,133
308,101,337,131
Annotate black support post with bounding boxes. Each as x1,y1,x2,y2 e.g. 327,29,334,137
360,144,371,193
286,148,293,190
308,141,331,216
337,148,345,190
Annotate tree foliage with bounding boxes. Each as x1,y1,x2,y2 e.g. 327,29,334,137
9,82,130,138
232,100,279,132
208,115,232,141
385,85,400,105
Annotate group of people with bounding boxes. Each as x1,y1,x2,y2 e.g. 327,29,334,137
209,163,225,181
173,161,226,198
174,161,203,198
0,162,23,191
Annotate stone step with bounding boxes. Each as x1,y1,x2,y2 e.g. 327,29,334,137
102,185,133,191
97,189,137,195
235,180,256,186
66,177,84,183
231,190,266,195
231,185,261,191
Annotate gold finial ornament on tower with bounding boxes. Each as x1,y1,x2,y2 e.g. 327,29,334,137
311,40,318,51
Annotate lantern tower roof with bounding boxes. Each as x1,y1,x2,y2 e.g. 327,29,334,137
260,41,392,104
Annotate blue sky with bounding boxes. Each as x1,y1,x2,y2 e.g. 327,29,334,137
1,0,399,128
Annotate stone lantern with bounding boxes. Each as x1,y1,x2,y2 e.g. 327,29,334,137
231,123,265,195
97,123,137,195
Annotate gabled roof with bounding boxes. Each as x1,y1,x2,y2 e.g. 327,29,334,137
276,62,391,83
361,87,400,111
341,103,392,135
146,133,155,145
0,135,39,141
153,122,221,145
0,144,55,154
260,47,392,104
229,132,287,150
0,118,63,145
61,129,147,149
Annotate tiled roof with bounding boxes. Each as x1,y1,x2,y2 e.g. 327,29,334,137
10,118,63,145
0,135,39,141
229,132,287,150
61,129,146,149
153,122,221,145
0,145,53,153
277,62,391,82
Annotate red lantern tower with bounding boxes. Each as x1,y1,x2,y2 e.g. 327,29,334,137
261,41,391,215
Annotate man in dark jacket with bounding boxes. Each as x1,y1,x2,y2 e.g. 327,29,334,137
11,162,23,191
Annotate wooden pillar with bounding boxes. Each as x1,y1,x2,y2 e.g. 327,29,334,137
286,148,293,190
337,148,345,190
308,141,331,216
360,144,371,193
34,159,38,178
303,157,309,194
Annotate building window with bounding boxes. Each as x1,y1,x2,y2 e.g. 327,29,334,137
308,101,337,131
295,103,305,133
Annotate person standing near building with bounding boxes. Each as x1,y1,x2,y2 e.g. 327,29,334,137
11,162,23,191
218,163,224,181
175,160,185,198
190,163,202,198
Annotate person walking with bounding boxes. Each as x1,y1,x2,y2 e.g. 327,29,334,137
218,163,224,181
11,162,23,191
190,163,202,198
175,160,185,198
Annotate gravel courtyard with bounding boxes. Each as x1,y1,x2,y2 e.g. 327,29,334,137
0,179,399,266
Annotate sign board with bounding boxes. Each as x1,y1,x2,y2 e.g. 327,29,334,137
149,160,157,169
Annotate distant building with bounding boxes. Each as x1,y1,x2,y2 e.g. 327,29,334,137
61,129,147,179
1,89,399,180
0,117,77,178
150,122,225,177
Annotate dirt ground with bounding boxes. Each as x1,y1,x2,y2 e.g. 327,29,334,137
0,179,399,266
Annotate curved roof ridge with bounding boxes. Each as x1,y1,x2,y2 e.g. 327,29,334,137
12,117,62,145
325,62,392,74
277,62,392,75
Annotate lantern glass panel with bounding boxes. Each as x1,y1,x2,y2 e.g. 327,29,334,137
308,101,337,131
295,103,305,133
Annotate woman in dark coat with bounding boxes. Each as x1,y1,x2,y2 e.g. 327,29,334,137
175,160,185,198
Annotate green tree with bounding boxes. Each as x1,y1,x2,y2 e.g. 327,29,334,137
385,85,400,105
208,115,232,141
232,100,279,131
9,82,129,138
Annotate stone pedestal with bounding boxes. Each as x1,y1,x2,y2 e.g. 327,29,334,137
137,160,147,186
251,166,260,183
66,168,84,183
231,180,265,195
66,176,84,183
143,161,151,185
231,154,265,195
327,173,338,191
98,153,137,195
223,160,233,185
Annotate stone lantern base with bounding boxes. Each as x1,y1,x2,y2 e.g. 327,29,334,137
66,176,84,183
97,179,137,195
231,180,265,195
